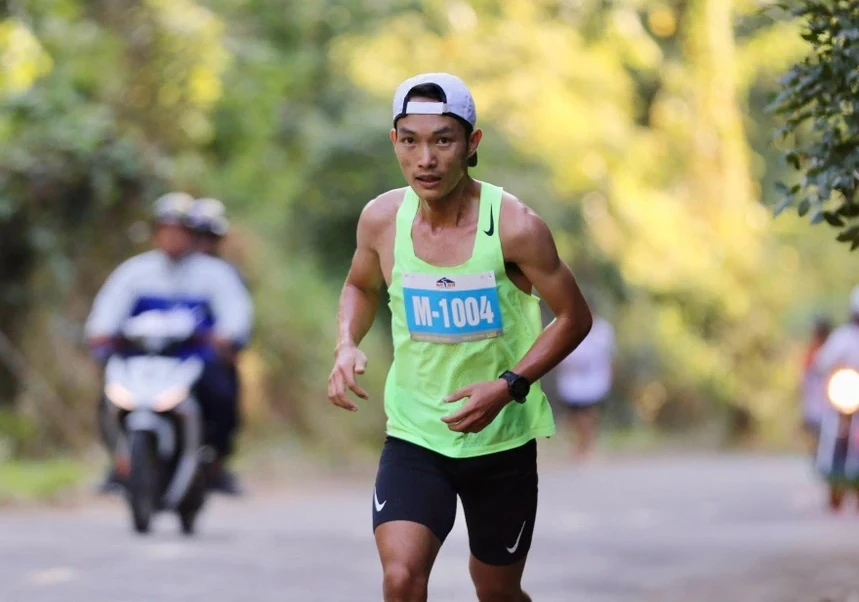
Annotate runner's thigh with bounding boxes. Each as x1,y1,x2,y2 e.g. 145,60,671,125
372,436,458,544
457,439,538,566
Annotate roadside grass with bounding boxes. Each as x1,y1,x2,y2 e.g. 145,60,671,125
0,421,809,506
0,458,92,505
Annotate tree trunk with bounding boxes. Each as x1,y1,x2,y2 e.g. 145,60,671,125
0,213,36,407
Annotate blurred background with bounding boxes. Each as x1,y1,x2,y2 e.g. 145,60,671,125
0,0,854,496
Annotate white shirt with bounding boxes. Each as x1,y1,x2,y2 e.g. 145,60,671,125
85,249,253,344
556,317,616,405
813,322,859,375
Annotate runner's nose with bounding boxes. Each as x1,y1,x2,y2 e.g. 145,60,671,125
417,144,437,170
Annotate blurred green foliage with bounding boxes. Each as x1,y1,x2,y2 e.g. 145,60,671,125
0,0,854,455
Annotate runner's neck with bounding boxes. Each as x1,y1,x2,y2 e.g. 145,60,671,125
416,176,478,230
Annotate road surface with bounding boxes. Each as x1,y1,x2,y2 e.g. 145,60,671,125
3,450,859,602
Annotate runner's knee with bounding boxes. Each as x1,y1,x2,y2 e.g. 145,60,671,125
382,563,428,602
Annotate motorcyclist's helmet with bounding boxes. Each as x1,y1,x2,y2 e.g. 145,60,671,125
152,192,194,226
187,197,230,237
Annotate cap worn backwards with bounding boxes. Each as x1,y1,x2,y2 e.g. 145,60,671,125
392,72,478,167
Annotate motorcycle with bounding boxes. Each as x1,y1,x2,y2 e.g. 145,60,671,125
102,309,211,535
815,366,859,510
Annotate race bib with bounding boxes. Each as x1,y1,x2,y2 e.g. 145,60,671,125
402,272,504,344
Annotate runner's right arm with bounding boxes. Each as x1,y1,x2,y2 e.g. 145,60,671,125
328,199,387,410
336,199,386,351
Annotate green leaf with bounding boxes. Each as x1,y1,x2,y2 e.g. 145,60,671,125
773,195,794,217
798,198,811,216
836,225,859,242
823,211,846,226
785,152,802,170
838,203,859,217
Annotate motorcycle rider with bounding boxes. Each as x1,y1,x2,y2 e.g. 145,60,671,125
86,192,253,496
813,286,859,376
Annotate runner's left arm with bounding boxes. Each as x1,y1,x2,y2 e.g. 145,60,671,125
500,200,592,382
442,199,591,433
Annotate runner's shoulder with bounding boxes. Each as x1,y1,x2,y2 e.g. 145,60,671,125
498,189,551,248
358,188,407,236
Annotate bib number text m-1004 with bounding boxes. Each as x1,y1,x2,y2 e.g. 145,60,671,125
411,295,496,329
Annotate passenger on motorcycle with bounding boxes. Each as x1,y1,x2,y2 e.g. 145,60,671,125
800,316,833,448
186,197,253,494
86,192,253,496
186,198,249,287
186,198,229,255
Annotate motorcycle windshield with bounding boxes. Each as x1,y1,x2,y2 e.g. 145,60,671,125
105,355,204,409
120,308,216,361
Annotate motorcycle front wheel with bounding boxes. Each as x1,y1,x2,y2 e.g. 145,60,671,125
128,431,158,534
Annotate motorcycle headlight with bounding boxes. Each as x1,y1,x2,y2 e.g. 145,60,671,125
827,368,859,414
153,386,190,412
104,383,135,411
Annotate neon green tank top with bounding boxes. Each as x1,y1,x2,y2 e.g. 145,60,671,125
384,181,556,458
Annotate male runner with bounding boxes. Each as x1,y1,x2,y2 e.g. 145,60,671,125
327,72,592,602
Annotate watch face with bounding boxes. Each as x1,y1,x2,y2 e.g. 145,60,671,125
512,379,529,399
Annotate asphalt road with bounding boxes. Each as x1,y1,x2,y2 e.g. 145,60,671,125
3,450,859,602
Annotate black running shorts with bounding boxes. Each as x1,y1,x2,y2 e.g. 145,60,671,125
371,436,538,566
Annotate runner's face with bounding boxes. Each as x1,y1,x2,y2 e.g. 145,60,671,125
390,109,477,202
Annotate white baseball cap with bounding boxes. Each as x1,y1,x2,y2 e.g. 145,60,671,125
188,197,230,237
851,285,859,314
392,72,478,166
152,192,194,225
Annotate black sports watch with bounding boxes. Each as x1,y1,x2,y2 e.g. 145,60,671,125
500,370,531,403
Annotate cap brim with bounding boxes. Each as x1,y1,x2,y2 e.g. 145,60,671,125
155,217,188,226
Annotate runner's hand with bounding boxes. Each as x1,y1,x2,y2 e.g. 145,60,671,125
327,345,369,412
441,379,511,433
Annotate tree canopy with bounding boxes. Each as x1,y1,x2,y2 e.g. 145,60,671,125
770,0,859,249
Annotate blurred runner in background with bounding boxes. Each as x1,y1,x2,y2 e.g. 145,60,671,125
555,309,615,460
